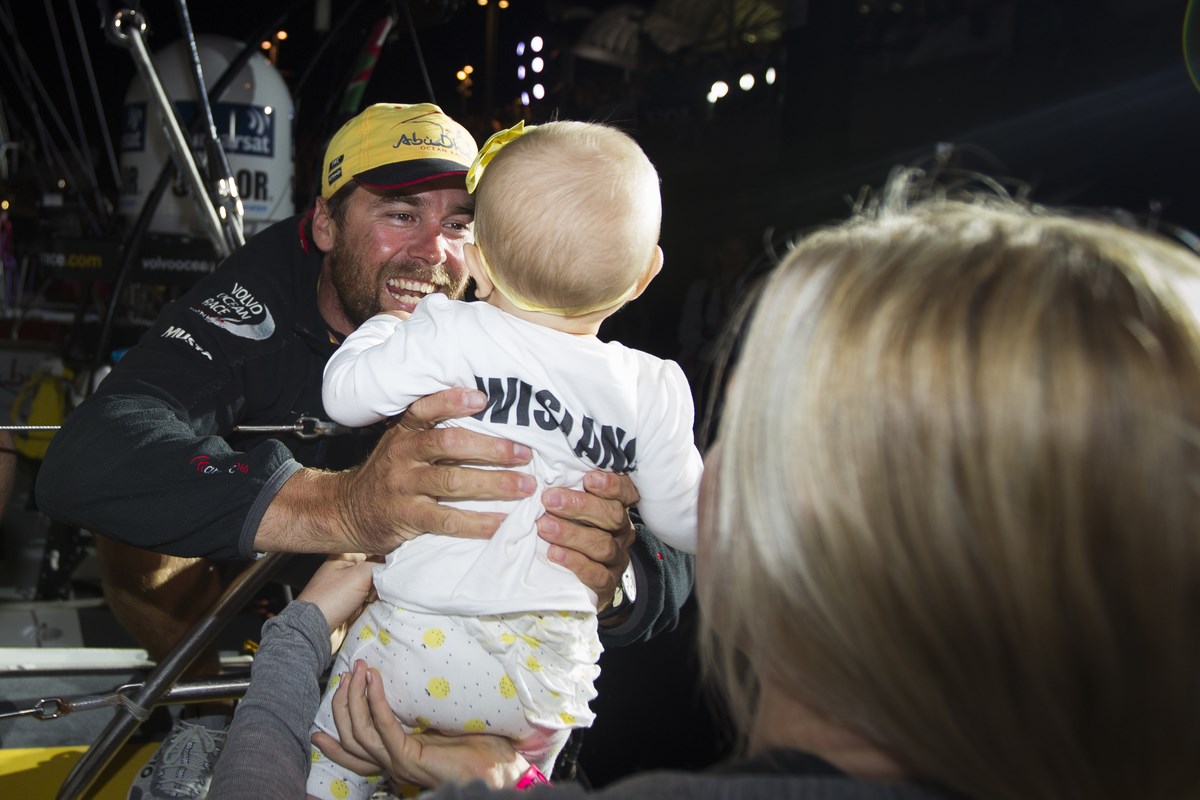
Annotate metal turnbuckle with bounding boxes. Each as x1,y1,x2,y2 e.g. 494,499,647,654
232,415,351,440
0,675,251,723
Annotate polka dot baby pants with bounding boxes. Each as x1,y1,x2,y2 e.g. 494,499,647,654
307,601,601,799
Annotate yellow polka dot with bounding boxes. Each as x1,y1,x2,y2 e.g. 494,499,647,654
558,610,571,617
520,634,541,648
500,632,518,645
427,677,451,698
366,774,382,784
412,716,431,733
310,749,321,763
328,673,341,690
560,711,577,724
422,628,446,648
358,624,375,641
498,675,517,699
464,719,488,732
525,655,542,671
379,628,392,645
330,779,350,799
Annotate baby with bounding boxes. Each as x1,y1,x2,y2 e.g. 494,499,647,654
307,120,703,798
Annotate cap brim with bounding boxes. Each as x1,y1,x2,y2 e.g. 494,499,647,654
354,160,470,191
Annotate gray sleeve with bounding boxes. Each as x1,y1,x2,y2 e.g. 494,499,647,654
598,522,695,648
239,459,305,559
208,600,331,800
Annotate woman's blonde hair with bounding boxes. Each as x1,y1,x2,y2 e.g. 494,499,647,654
699,173,1200,799
472,120,661,316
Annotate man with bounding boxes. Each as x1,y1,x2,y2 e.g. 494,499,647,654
35,103,692,799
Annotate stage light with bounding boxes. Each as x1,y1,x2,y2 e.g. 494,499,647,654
533,83,545,99
457,70,467,81
710,80,729,99
516,41,526,56
739,73,755,90
275,30,287,41
517,65,526,79
521,91,530,106
531,36,543,52
532,57,544,73
765,67,776,85
464,65,474,74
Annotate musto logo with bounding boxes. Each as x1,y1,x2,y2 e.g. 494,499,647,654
191,281,275,340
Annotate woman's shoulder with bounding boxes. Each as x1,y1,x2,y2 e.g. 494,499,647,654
429,763,956,800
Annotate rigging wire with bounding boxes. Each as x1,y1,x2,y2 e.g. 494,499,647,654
69,0,122,195
43,0,108,228
398,0,438,104
0,0,106,232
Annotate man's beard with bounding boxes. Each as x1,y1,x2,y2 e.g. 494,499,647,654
327,235,381,329
326,233,468,329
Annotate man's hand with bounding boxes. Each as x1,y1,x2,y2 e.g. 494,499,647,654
255,388,534,554
312,658,529,789
538,470,639,610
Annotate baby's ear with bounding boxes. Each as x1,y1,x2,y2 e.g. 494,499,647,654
464,243,494,300
629,246,664,301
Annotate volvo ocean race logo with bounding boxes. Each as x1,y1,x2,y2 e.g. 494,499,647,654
191,281,275,340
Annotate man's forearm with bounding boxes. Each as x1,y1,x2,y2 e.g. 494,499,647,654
252,466,356,555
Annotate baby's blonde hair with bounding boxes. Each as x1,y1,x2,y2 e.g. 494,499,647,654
701,176,1200,799
472,120,662,316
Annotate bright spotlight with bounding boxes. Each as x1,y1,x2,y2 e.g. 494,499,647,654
765,67,777,85
531,36,543,52
533,83,545,99
517,65,526,79
521,91,530,106
516,41,526,56
739,73,755,91
710,80,729,99
531,56,544,73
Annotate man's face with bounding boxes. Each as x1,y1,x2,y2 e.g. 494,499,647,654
323,180,474,329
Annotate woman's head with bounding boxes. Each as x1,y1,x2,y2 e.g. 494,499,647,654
471,120,662,316
699,182,1200,799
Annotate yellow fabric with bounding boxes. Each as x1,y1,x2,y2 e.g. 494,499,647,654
321,103,477,199
11,366,72,459
466,120,530,194
474,243,639,317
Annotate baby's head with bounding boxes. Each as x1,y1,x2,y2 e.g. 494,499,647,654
467,120,663,321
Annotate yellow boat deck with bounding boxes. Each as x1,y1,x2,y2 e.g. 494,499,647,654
0,743,158,798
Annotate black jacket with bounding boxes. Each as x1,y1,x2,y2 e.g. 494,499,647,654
36,213,691,645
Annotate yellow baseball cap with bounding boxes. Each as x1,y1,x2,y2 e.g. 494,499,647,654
321,103,479,199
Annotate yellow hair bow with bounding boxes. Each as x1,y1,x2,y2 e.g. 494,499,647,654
466,120,530,194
